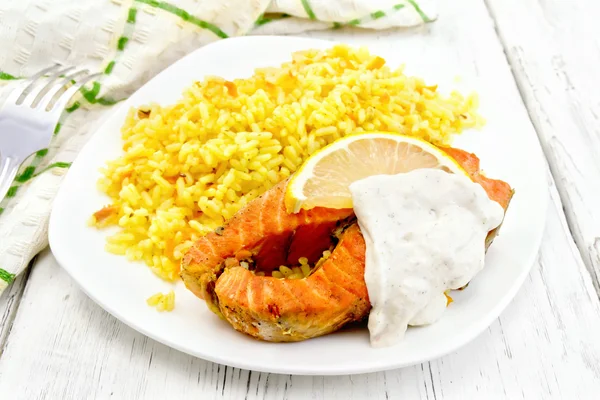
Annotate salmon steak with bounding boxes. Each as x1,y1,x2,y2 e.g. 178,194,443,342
180,147,513,342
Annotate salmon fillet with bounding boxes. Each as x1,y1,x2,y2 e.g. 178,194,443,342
180,181,354,316
181,146,513,342
215,224,368,341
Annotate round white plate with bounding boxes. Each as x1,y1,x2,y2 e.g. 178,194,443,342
49,36,547,375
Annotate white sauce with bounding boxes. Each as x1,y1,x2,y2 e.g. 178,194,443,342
349,169,504,348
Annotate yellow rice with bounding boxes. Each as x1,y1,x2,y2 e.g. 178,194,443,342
90,44,482,282
271,253,332,279
146,290,175,312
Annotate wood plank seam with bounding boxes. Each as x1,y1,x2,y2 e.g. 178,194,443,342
481,0,600,300
0,260,33,359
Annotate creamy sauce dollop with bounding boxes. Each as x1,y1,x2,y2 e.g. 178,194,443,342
349,169,504,348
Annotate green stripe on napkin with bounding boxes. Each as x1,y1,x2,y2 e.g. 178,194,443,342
0,71,18,80
334,3,406,29
80,82,119,106
117,37,129,51
65,102,81,113
0,158,72,210
135,0,229,38
255,13,291,27
15,166,36,183
104,61,115,74
127,7,138,23
32,162,72,178
0,269,15,284
407,0,431,22
301,0,317,20
6,187,17,197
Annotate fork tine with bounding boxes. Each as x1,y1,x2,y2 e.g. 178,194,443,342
1,81,29,109
44,72,102,113
20,66,77,108
0,65,61,112
8,65,63,104
35,68,90,110
28,64,63,81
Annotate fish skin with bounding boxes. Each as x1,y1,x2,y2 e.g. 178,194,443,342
441,147,514,248
181,147,513,341
441,147,513,210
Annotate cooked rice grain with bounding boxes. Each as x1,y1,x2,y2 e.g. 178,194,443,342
92,44,481,281
146,290,175,312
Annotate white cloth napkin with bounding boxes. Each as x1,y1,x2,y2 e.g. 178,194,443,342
0,0,436,293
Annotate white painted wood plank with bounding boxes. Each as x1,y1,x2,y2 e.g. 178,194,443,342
0,268,28,357
0,179,598,400
485,0,600,293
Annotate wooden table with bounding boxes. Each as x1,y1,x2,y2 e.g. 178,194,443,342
1,0,600,398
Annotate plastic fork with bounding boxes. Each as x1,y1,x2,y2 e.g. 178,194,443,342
0,65,101,203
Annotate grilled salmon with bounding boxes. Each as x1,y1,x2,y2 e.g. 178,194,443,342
181,146,512,342
180,181,355,316
215,224,367,341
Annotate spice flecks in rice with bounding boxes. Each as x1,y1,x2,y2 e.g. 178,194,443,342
93,44,482,281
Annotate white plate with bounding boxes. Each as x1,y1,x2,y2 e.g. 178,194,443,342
49,36,547,375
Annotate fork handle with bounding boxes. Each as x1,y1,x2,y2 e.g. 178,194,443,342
0,156,21,205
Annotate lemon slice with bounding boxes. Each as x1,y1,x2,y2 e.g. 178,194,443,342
285,132,468,212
